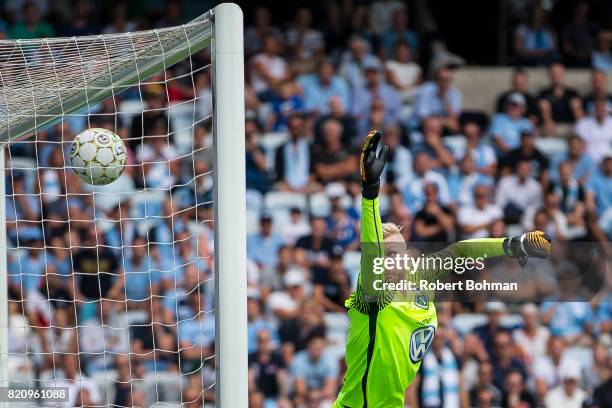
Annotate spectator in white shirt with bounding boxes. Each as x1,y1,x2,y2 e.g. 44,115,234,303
249,34,289,99
544,360,586,408
458,184,503,239
512,303,550,366
496,159,543,224
384,40,422,104
574,96,612,164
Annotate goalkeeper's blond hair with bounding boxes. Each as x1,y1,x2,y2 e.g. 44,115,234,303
382,223,403,240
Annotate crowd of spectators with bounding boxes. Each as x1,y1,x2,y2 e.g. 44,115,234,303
1,0,611,408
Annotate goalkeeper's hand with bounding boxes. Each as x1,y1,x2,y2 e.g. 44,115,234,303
360,130,390,199
503,231,552,267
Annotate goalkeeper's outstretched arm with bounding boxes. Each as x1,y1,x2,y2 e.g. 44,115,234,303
415,231,552,283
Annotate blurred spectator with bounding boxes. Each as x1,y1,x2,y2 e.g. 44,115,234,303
549,161,587,239
381,9,418,57
550,135,594,184
312,248,351,312
544,360,586,408
326,202,358,250
501,129,550,177
249,34,289,100
474,302,510,356
280,208,310,246
403,151,450,214
574,97,612,164
491,93,534,154
351,61,401,135
311,118,358,184
314,96,356,147
496,68,539,122
101,2,136,34
513,3,558,66
538,63,583,133
177,292,215,373
244,6,283,56
561,1,599,68
533,336,571,400
583,70,612,114
449,154,494,207
291,334,339,406
456,120,497,176
247,293,279,354
295,217,334,273
267,81,304,132
9,2,54,39
496,159,543,225
381,124,413,189
274,114,316,193
512,303,550,364
469,362,503,407
285,7,324,64
384,40,422,104
268,267,307,321
129,91,172,149
592,31,612,71
413,66,462,133
247,213,285,269
248,329,289,404
490,332,528,390
369,0,405,35
540,264,592,342
58,0,96,36
299,60,351,116
339,36,382,90
501,370,536,408
412,182,454,242
586,155,612,217
412,117,454,170
245,119,271,194
53,354,103,407
458,184,503,239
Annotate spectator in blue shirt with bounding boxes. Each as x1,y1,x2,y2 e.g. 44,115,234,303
403,152,451,214
413,66,462,133
381,9,418,57
267,82,304,132
586,155,612,216
456,120,497,176
120,235,160,303
541,263,592,342
247,292,279,354
550,135,595,183
513,4,559,66
291,334,339,405
351,61,401,134
298,60,351,116
247,214,286,268
490,93,534,154
338,35,382,90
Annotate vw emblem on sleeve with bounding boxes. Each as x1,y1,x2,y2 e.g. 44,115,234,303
409,325,436,363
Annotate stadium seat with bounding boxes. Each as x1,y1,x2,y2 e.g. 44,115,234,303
534,137,568,158
451,313,488,335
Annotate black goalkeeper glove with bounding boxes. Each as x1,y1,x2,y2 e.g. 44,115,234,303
360,130,390,199
503,230,552,267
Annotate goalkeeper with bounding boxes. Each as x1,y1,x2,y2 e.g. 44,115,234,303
332,131,551,408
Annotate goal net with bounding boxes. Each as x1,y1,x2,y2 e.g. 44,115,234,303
0,3,247,407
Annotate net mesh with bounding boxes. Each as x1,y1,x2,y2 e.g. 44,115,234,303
1,14,216,408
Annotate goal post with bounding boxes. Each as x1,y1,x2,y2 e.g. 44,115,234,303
212,3,248,408
0,2,247,407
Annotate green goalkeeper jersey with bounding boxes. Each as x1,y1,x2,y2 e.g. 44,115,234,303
333,197,506,408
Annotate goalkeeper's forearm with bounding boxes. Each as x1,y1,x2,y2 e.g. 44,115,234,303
416,238,507,283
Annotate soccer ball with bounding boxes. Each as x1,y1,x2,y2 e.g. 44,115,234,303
69,128,127,185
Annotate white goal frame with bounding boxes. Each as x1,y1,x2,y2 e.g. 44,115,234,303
0,2,247,407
